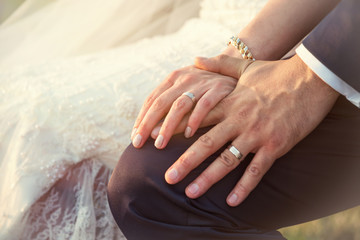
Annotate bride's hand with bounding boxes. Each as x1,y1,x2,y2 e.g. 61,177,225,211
131,60,248,149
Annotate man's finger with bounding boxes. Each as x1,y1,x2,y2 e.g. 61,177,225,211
165,120,238,185
227,148,273,207
185,136,254,199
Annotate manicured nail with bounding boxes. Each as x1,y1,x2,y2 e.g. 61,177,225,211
184,126,192,138
133,134,142,147
188,183,199,195
131,128,137,139
154,135,164,149
167,168,178,181
228,193,238,205
151,126,161,139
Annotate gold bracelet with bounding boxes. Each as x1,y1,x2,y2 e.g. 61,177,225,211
227,36,255,61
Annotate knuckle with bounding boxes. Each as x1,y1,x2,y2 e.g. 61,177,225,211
219,151,237,168
199,171,215,185
179,151,196,169
199,97,212,109
225,120,239,134
213,82,223,89
268,134,284,150
167,70,180,84
179,155,193,169
199,134,214,148
173,98,188,111
134,117,142,127
165,76,174,85
179,75,193,85
171,69,180,76
250,121,263,134
138,123,149,133
236,183,249,195
247,164,261,177
144,95,155,108
237,109,250,120
152,98,165,111
161,123,170,132
216,54,228,62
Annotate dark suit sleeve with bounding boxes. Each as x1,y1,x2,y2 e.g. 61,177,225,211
303,0,360,92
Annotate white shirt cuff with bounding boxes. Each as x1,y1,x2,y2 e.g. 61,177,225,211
296,44,360,108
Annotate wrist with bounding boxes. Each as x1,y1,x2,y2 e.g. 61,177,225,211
292,54,340,104
222,36,257,61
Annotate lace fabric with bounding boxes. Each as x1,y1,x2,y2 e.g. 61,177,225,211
0,19,233,240
0,0,267,239
20,159,125,240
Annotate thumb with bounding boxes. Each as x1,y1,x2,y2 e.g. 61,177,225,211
194,54,252,79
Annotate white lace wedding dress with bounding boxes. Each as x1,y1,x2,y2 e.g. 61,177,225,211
0,0,267,239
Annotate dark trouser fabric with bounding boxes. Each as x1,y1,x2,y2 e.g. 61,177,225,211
107,96,360,240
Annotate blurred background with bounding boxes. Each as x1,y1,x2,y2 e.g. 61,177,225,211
280,206,360,240
1,0,359,239
0,0,24,23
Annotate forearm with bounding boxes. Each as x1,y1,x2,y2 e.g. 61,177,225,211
224,0,341,60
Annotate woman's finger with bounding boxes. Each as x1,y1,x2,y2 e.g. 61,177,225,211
132,88,182,148
139,64,238,146
131,69,181,139
194,54,253,79
185,135,255,199
132,92,159,139
226,147,274,207
154,92,199,149
150,104,224,140
185,83,234,138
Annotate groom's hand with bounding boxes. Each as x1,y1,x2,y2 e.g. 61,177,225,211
165,54,339,206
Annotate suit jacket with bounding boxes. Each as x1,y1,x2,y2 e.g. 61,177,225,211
303,0,360,93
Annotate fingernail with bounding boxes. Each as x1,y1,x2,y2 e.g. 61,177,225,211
188,183,199,195
184,126,192,138
133,134,142,147
154,134,164,149
151,126,161,139
167,168,178,181
228,193,238,205
131,128,137,139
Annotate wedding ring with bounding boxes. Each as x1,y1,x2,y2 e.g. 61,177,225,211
182,92,196,103
229,145,243,160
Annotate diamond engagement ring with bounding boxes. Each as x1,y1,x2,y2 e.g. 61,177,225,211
182,92,196,103
229,145,243,160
